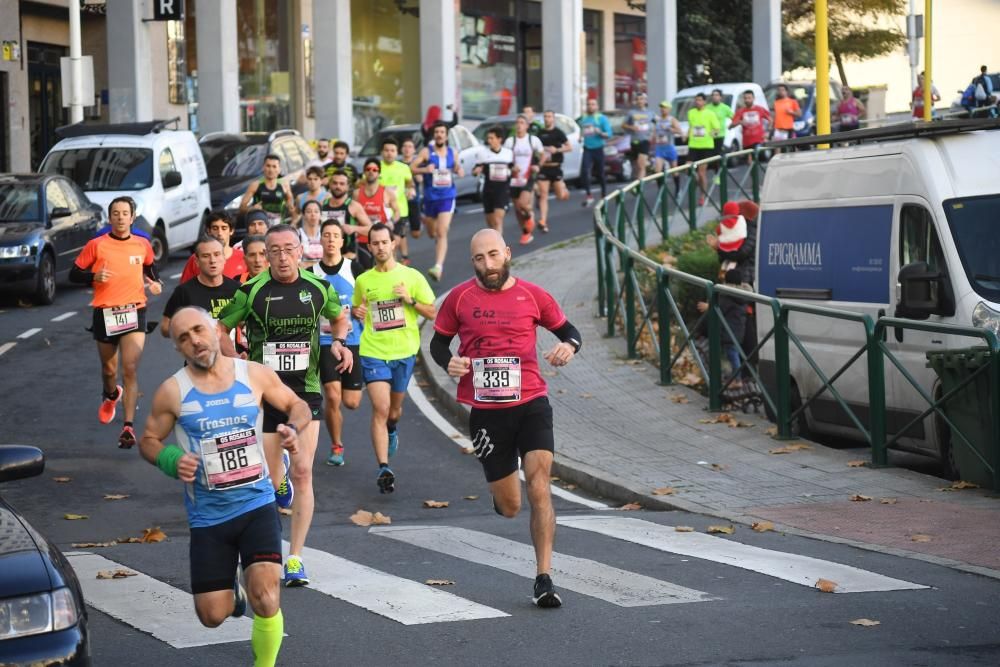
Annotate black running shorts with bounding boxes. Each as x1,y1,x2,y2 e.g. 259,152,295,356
189,503,282,594
482,187,511,214
263,392,322,433
319,343,363,390
468,396,554,483
536,166,563,182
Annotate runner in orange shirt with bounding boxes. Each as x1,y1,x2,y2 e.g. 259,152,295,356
771,84,802,142
70,196,163,448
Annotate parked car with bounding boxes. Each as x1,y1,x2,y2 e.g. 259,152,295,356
597,110,633,182
0,174,103,304
40,119,211,267
0,445,90,664
671,82,769,161
763,80,843,137
352,124,482,198
199,129,318,238
470,113,583,182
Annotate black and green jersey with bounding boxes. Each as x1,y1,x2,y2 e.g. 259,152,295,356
325,161,359,188
219,269,342,394
253,179,286,214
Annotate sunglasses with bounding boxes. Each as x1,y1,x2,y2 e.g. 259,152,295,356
365,166,380,173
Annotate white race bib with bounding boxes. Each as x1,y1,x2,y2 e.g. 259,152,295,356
772,129,790,141
636,122,650,133
743,111,759,124
489,163,510,182
432,169,453,188
372,299,405,332
472,356,522,403
103,304,139,336
263,341,310,372
693,126,707,138
200,428,265,491
583,125,597,136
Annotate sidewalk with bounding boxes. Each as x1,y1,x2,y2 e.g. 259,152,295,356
418,236,1000,579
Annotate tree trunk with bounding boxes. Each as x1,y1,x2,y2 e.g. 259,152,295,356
833,50,849,88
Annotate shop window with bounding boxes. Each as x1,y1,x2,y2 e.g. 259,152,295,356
614,13,646,108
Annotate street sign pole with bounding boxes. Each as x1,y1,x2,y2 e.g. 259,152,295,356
923,0,933,122
68,0,83,123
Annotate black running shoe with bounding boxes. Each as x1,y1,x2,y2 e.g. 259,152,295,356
377,465,395,494
532,573,562,608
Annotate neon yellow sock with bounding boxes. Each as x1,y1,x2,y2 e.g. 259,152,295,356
251,609,283,667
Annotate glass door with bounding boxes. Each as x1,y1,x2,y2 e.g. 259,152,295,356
28,42,68,169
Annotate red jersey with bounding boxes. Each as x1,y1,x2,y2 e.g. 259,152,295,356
180,247,247,283
434,277,567,410
355,185,390,224
732,105,771,147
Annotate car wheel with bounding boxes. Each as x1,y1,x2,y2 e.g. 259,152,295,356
151,224,169,268
33,252,56,305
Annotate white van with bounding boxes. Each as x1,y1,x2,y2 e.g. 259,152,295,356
671,83,769,158
41,120,211,265
755,121,1000,475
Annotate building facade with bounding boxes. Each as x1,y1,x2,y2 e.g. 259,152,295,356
2,0,786,171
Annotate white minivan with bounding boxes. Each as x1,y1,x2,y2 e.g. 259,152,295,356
41,120,211,265
755,120,1000,475
671,82,769,159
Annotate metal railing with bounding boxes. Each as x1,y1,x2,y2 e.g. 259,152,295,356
592,150,1000,490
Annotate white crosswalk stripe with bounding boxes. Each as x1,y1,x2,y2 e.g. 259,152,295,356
558,516,929,593
65,552,252,649
370,525,717,606
284,542,509,625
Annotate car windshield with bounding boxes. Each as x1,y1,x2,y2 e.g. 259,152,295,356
359,130,423,157
0,183,42,223
41,147,153,191
472,122,513,143
606,113,627,135
671,97,698,122
202,142,268,178
943,194,1000,301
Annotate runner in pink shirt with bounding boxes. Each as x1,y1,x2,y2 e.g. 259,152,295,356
430,228,582,609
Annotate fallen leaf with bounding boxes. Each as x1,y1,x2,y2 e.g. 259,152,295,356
542,370,558,377
423,500,450,509
450,434,463,439
64,514,88,520
707,525,735,535
951,480,979,490
461,447,475,455
879,497,898,505
627,359,643,365
674,526,695,532
117,536,142,544
53,476,72,483
651,487,676,496
850,618,881,627
416,381,430,388
849,494,872,502
350,510,392,527
846,460,867,468
557,389,567,394
619,502,642,511
550,476,560,482
140,527,167,543
103,494,129,501
816,578,838,593
710,463,728,472
764,426,778,436
579,393,594,399
562,483,577,490
463,495,479,501
72,541,118,548
769,443,812,455
751,521,774,532
669,394,689,404
911,534,932,542
96,569,137,580
425,579,454,586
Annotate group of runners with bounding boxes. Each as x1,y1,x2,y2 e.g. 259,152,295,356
72,183,580,664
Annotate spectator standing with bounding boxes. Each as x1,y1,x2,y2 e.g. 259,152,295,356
576,98,612,207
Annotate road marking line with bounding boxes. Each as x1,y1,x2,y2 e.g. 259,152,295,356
65,552,252,648
286,542,509,625
0,342,15,357
169,272,182,280
558,516,929,593
17,328,41,339
406,377,609,510
371,525,716,606
51,311,77,322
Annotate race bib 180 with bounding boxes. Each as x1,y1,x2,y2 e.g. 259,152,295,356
372,299,405,331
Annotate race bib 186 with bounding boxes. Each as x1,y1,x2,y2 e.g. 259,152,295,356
103,304,139,336
472,356,522,403
200,428,265,490
263,341,310,372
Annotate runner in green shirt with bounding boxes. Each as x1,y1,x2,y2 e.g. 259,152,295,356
351,223,436,494
218,224,353,588
686,93,722,205
379,138,415,263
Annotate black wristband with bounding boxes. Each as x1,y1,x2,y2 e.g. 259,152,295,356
333,337,346,345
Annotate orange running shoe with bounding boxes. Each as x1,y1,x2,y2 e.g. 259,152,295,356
118,425,136,449
99,385,123,424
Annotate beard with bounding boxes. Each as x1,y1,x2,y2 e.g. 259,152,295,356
475,260,510,290
188,347,218,370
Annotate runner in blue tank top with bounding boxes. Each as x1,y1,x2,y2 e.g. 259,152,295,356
312,219,367,465
140,306,312,667
411,121,464,282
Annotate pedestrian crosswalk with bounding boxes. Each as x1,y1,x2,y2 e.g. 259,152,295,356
66,515,929,650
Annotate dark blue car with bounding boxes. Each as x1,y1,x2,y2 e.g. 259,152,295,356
0,445,90,665
0,174,103,304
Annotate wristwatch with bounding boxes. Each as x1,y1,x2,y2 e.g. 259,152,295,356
333,337,347,345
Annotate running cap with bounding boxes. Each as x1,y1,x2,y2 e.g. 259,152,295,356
659,101,672,108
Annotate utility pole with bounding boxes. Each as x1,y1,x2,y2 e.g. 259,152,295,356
923,0,933,122
815,0,830,146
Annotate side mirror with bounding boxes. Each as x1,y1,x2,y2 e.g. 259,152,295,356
50,207,72,219
0,445,45,483
896,261,954,319
162,171,183,189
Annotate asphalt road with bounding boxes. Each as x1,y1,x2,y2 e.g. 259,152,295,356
1,188,999,666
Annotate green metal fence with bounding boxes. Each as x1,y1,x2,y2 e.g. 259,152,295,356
592,150,1000,490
